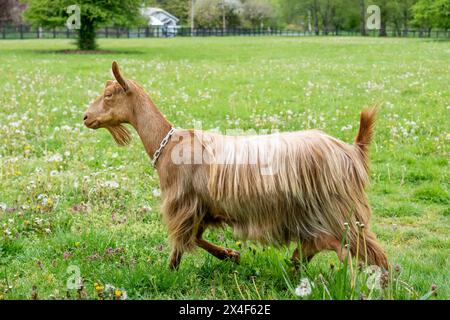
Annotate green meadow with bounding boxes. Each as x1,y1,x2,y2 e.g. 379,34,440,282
0,37,448,299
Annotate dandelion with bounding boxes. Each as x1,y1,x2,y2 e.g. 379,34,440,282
294,278,313,297
114,289,122,299
94,282,104,292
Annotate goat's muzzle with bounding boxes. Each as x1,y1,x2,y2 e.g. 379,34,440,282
83,113,99,129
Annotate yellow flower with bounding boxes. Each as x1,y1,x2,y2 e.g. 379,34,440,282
74,241,81,248
236,241,242,248
47,198,54,207
114,289,122,298
94,283,104,292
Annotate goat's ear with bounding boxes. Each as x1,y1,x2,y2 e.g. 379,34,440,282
105,80,114,87
112,61,129,92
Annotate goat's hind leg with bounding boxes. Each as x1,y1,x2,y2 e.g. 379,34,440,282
196,227,240,264
169,248,184,270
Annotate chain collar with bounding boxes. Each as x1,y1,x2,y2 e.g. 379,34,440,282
151,127,175,168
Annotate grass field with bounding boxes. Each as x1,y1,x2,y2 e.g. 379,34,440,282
0,37,448,300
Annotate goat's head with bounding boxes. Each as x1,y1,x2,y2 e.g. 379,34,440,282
83,61,133,145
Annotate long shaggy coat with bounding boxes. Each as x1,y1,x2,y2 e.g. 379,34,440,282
159,108,388,268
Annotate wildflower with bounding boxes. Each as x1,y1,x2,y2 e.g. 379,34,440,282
63,251,71,260
74,242,81,248
114,289,122,299
47,153,63,162
94,282,104,292
0,203,7,211
104,180,119,189
50,170,58,177
294,278,313,297
236,241,242,248
152,188,161,197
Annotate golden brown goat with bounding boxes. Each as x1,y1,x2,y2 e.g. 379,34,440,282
84,61,388,270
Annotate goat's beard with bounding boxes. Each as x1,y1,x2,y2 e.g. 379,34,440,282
106,124,132,146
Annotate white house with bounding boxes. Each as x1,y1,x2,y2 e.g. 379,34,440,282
141,7,179,27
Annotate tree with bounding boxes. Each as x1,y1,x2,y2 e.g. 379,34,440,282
0,0,25,25
24,0,143,50
193,0,242,28
412,0,450,30
242,0,274,28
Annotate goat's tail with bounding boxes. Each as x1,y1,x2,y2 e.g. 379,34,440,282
354,106,379,169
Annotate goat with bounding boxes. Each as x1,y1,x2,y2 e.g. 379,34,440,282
83,61,388,270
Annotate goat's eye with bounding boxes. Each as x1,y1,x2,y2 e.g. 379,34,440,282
104,93,113,99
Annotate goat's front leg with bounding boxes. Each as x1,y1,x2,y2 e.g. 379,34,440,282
196,228,240,264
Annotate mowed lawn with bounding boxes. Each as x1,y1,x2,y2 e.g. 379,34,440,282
0,37,448,300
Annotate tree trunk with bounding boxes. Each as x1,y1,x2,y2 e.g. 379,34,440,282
360,0,366,36
312,1,319,35
77,16,97,50
379,20,387,37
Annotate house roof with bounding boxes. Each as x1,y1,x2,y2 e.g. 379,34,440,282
141,7,179,24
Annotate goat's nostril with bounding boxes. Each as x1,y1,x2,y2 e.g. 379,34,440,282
83,115,88,121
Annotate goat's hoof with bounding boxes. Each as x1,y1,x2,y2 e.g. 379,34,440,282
224,249,241,264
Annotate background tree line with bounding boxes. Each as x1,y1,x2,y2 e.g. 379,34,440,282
149,0,449,33
0,0,447,50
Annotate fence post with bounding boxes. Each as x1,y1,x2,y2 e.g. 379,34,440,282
127,28,130,38
53,27,56,38
20,24,23,39
116,27,119,38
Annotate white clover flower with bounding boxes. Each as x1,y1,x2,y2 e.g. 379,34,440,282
152,188,161,198
47,153,63,162
341,124,353,131
0,203,7,211
104,180,119,189
294,278,313,297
